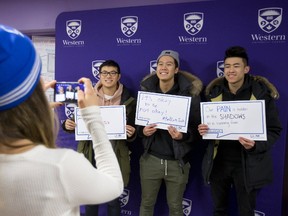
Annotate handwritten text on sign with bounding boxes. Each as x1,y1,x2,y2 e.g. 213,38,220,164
75,105,126,141
135,91,191,133
201,100,267,140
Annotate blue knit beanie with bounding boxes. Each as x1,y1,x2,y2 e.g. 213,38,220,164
0,24,41,111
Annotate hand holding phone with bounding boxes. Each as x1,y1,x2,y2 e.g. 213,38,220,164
77,77,99,108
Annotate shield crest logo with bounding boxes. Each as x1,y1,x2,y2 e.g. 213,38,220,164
121,16,138,37
150,60,157,74
65,103,77,119
184,12,204,36
258,7,282,33
66,20,82,39
119,189,130,207
217,61,224,77
182,198,192,216
254,210,265,216
92,60,105,81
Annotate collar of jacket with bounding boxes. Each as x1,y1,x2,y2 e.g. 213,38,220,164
205,74,279,100
140,71,203,96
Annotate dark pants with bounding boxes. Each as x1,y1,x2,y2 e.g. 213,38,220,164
108,198,121,215
85,205,98,216
139,154,190,216
85,198,121,216
210,163,257,216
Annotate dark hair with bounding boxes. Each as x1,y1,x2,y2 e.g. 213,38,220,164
99,60,121,74
0,81,57,148
224,46,249,65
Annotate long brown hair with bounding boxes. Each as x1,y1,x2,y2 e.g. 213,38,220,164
0,81,57,148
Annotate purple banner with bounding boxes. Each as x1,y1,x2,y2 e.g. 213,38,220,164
55,0,288,215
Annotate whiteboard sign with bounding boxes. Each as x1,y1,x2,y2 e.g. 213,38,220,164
135,91,191,133
75,105,126,140
201,100,267,140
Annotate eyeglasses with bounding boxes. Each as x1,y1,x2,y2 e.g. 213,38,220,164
100,71,119,77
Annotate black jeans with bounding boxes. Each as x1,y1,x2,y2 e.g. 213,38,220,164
85,198,121,216
108,198,121,216
85,204,98,216
210,163,257,216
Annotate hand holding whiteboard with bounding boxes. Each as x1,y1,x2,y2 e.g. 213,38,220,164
135,91,191,133
201,100,267,140
75,105,127,140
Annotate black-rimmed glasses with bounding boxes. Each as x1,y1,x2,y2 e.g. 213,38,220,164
99,71,119,77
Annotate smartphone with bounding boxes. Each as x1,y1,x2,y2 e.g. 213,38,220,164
54,82,84,103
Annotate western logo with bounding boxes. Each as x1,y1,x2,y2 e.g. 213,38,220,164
116,16,141,45
150,60,157,73
251,7,285,43
182,198,192,216
65,103,77,119
66,20,82,39
178,12,207,44
63,19,85,47
119,189,130,208
184,12,204,36
92,60,105,81
121,16,138,37
217,61,224,77
258,7,282,33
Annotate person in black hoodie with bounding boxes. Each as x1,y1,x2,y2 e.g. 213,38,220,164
138,50,202,216
198,46,282,216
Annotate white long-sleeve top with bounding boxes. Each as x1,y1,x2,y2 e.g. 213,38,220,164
0,106,123,216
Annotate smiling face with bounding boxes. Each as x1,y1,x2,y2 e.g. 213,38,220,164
224,57,250,92
156,55,179,83
99,65,121,90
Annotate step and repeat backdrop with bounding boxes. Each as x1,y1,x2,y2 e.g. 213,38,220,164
55,0,287,215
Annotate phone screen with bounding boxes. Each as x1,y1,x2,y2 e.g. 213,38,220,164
54,82,84,103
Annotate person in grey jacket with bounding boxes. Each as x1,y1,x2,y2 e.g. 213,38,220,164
137,50,202,216
198,46,282,216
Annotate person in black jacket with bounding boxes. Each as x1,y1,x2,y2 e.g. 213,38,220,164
63,60,136,216
138,50,202,216
198,46,282,216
